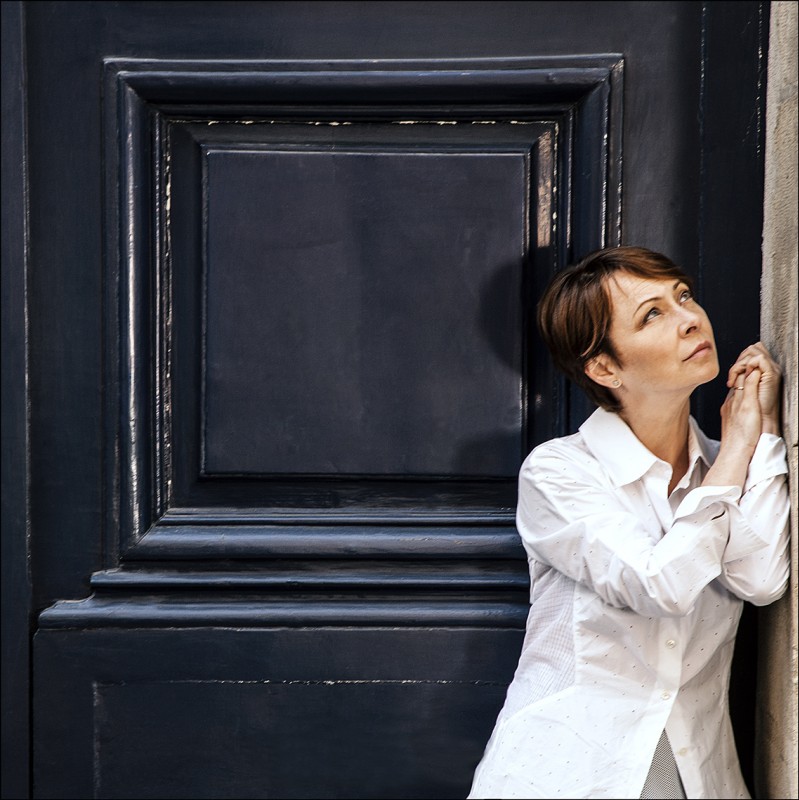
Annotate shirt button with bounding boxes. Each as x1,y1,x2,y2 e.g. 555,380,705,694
678,748,688,756
661,691,671,700
665,639,676,648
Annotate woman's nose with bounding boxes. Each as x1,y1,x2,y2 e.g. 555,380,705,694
678,306,701,335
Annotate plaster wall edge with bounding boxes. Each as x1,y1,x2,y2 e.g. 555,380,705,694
756,2,798,799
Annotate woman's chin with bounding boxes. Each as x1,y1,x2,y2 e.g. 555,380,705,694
695,360,720,386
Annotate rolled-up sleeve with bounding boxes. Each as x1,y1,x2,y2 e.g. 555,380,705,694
716,434,790,605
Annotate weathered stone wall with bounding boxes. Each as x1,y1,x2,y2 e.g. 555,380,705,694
756,2,798,798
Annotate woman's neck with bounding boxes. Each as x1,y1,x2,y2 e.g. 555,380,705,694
619,397,691,493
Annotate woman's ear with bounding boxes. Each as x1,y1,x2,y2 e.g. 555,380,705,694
584,356,620,389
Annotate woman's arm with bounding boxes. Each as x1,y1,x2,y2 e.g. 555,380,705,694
716,437,790,604
701,364,762,491
517,345,788,618
710,342,790,602
517,445,758,618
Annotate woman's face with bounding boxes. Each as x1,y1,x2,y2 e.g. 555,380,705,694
602,271,720,399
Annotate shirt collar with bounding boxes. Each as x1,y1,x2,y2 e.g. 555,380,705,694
579,407,715,487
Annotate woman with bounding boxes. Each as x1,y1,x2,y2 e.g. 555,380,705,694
468,247,790,799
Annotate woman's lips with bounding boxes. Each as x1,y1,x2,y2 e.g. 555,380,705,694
685,342,712,360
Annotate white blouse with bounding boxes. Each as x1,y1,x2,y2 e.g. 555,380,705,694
469,407,790,800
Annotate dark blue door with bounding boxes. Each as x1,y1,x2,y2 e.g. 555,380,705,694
2,2,767,797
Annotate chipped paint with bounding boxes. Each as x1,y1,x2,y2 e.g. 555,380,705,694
536,128,553,249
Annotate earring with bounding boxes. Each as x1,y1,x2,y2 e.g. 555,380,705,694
612,379,621,388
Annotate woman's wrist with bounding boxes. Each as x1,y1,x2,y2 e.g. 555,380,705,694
705,440,756,490
761,417,780,436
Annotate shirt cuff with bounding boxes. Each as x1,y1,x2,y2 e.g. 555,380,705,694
720,503,770,562
672,485,768,563
672,485,741,519
744,433,789,493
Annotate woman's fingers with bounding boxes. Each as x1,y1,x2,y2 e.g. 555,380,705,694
726,366,759,399
744,366,762,392
725,345,782,435
720,367,763,450
726,342,781,388
727,362,751,389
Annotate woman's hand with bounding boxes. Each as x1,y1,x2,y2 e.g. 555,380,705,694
705,366,763,490
720,367,763,450
726,342,782,434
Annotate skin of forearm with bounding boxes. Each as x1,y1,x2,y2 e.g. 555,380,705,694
702,441,756,491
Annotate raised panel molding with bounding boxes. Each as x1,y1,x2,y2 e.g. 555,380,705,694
39,559,529,628
101,57,622,569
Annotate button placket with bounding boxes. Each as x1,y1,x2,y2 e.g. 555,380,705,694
657,622,681,708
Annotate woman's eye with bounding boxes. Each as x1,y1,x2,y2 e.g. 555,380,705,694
680,289,692,302
644,308,659,323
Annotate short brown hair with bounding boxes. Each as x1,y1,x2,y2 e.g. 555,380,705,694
536,246,694,412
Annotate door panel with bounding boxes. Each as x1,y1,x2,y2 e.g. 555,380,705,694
1,2,768,798
35,629,522,800
199,145,527,477
101,56,620,566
